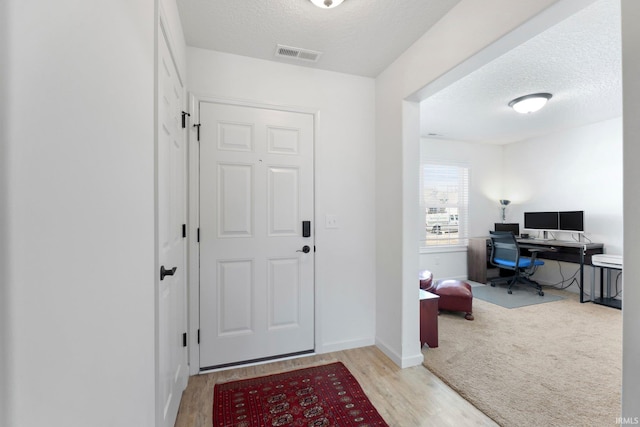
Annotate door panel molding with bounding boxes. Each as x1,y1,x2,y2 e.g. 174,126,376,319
199,101,313,368
187,95,319,374
217,163,254,238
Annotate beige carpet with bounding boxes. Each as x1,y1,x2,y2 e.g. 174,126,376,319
423,288,622,427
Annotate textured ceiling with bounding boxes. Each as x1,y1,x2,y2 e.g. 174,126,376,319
420,0,622,144
176,0,462,77
177,0,622,145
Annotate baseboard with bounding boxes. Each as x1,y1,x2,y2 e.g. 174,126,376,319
316,337,375,354
400,351,425,368
375,337,424,368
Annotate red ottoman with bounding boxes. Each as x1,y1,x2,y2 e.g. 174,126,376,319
420,270,474,321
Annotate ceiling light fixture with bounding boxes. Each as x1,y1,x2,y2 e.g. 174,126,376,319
508,93,552,114
310,0,345,9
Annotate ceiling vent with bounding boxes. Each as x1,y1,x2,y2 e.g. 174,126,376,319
275,44,322,63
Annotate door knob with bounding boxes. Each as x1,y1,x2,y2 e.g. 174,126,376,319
160,265,177,280
296,245,311,253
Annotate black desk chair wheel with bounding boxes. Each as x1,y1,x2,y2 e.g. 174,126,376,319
489,231,545,296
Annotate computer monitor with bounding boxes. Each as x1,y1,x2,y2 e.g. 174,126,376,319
559,210,584,232
524,211,559,230
494,223,519,236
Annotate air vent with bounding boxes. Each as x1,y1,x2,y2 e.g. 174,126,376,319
275,44,322,63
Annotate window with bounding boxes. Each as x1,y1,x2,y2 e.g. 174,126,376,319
420,163,469,247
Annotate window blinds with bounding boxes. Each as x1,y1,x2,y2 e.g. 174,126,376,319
420,162,469,246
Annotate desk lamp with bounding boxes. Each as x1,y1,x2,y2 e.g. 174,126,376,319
500,199,511,223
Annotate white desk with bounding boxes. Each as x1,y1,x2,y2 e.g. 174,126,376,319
591,254,622,309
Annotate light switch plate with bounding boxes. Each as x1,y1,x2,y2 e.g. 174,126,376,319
325,214,338,229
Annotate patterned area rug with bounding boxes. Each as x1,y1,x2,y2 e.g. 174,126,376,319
213,362,388,427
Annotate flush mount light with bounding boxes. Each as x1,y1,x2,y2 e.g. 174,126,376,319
310,0,345,9
508,93,552,114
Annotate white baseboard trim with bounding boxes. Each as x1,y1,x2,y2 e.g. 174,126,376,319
374,337,401,366
375,337,424,368
316,337,375,355
400,350,425,368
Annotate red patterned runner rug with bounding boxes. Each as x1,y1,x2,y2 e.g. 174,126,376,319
213,362,389,427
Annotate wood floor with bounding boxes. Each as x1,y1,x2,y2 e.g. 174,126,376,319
174,346,497,427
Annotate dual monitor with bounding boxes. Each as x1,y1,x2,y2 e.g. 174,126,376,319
494,210,584,236
524,210,584,232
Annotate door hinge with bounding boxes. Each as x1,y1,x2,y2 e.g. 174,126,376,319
197,228,200,243
181,111,190,129
197,329,200,344
193,123,201,141
182,224,186,238
182,332,187,347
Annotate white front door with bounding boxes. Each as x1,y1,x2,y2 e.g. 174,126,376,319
199,101,315,369
157,24,188,427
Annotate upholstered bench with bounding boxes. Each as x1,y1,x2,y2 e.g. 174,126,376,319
419,270,474,320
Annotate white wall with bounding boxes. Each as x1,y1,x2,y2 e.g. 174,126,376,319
0,0,9,423
504,118,622,252
419,138,505,279
375,0,560,367
5,1,157,426
187,48,377,353
503,118,623,295
621,0,640,418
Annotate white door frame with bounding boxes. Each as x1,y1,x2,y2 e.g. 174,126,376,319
187,94,320,374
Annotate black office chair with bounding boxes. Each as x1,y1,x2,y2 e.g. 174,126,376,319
489,231,545,296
